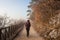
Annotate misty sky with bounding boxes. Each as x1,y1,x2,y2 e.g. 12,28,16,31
0,0,31,19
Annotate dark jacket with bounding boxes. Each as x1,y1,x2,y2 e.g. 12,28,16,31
25,20,31,29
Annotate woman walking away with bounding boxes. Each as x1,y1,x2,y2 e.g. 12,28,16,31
25,20,31,37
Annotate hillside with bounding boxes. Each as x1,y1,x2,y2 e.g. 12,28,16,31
28,0,60,40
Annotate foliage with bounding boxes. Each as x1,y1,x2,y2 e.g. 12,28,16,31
28,0,60,40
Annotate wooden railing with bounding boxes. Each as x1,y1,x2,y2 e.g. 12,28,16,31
0,24,23,40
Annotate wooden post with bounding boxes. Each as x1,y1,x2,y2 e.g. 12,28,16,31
4,28,6,40
0,28,1,40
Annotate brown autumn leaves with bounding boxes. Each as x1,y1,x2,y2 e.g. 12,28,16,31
28,0,60,40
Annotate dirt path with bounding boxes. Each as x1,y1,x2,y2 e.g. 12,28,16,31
14,26,45,40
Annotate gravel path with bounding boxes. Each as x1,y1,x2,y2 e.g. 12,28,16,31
14,26,45,40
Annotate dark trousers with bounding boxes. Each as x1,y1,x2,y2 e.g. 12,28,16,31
26,28,30,37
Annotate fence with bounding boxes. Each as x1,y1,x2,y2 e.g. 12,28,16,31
0,24,23,40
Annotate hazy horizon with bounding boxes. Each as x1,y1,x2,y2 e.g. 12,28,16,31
0,0,31,19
